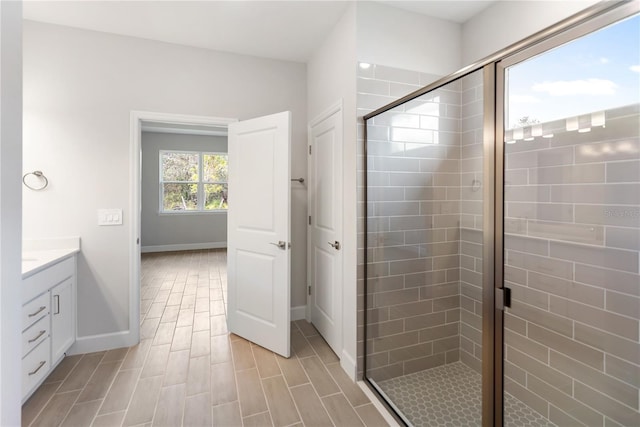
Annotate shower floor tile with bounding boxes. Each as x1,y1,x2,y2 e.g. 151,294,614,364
377,362,554,427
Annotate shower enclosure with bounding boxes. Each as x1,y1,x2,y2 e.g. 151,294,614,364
362,3,639,426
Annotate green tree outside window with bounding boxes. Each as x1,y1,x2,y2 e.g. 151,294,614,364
160,151,228,212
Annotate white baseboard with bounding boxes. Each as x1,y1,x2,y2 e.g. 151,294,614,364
69,305,306,355
340,349,358,380
141,242,227,253
67,330,138,355
291,305,306,321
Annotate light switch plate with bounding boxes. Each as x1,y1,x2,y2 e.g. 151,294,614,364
98,209,123,226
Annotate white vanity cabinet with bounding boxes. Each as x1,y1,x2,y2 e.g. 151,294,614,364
21,294,51,398
51,278,74,364
22,254,76,403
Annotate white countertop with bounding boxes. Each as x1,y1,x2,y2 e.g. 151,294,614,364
22,237,81,278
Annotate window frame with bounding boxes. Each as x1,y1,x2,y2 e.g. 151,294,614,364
159,149,228,214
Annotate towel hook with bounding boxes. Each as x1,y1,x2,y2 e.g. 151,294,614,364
23,171,49,191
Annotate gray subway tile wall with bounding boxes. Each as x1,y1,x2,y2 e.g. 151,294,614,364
360,62,640,426
458,71,485,374
358,65,485,387
503,104,640,426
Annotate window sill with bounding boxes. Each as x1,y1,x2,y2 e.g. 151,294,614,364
158,210,228,216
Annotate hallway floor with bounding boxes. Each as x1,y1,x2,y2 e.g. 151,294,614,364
22,249,388,427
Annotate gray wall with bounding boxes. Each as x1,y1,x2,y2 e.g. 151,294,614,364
307,4,358,372
23,21,308,343
141,131,227,250
461,0,599,65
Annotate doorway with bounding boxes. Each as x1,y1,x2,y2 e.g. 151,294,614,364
130,112,237,345
131,111,295,359
363,2,640,425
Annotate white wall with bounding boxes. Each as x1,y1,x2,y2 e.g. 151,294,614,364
0,2,22,425
307,3,358,377
23,21,308,350
141,132,228,251
357,2,462,77
462,0,600,65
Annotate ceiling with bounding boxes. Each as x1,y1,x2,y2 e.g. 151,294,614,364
376,1,494,23
23,1,496,63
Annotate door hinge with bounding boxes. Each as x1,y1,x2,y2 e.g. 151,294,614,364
495,287,512,310
309,145,312,155
308,215,311,225
308,285,311,296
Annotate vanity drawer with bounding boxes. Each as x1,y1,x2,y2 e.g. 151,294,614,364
23,256,74,302
22,337,50,399
22,291,50,332
22,315,50,358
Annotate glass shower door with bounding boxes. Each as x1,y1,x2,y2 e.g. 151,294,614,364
364,68,487,426
501,10,640,427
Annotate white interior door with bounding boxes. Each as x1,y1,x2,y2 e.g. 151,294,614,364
227,111,291,358
308,104,343,356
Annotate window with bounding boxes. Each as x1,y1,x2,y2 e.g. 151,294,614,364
160,150,228,212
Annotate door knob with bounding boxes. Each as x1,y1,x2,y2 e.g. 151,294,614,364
328,241,341,250
270,241,288,250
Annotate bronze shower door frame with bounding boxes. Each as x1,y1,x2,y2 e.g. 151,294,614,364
362,1,637,425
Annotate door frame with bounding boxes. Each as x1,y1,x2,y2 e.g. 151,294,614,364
306,100,344,352
129,111,237,343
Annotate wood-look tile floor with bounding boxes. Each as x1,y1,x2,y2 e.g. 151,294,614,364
22,249,389,427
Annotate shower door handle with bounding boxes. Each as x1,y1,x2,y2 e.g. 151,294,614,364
495,287,512,310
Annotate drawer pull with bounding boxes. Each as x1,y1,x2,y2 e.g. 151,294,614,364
28,306,47,318
28,361,46,376
28,330,46,343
